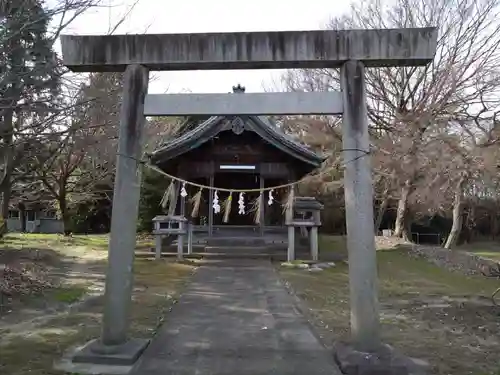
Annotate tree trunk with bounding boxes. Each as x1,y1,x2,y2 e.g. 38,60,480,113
461,207,472,245
1,181,12,220
490,208,498,240
374,195,389,233
402,218,412,242
18,202,26,232
0,110,14,221
394,181,412,238
58,195,72,236
444,176,467,249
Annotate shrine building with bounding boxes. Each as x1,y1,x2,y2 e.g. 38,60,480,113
149,85,326,243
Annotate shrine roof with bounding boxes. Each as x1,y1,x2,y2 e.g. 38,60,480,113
149,113,326,168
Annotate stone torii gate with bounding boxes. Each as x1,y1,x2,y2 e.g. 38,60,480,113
60,28,437,366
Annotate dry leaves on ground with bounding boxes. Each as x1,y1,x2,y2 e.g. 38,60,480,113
0,263,54,298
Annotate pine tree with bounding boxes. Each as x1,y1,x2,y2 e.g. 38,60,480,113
0,0,61,221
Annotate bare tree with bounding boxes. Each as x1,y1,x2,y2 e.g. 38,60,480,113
33,131,113,234
281,0,500,240
441,106,499,248
0,0,101,225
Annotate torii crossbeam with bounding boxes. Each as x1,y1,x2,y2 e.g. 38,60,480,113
61,28,436,71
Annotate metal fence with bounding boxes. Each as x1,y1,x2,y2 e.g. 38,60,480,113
411,232,442,245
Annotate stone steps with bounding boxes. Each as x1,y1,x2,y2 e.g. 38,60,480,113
151,233,313,260
140,251,309,261
206,237,267,247
145,242,311,260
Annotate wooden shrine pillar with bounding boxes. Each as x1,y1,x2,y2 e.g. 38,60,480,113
259,176,265,236
286,170,297,260
208,174,214,237
286,184,295,262
180,186,186,217
168,181,180,215
175,168,186,217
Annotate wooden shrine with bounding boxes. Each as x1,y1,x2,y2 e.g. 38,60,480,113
149,85,326,238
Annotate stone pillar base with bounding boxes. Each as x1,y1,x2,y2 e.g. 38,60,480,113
333,342,430,375
72,338,150,366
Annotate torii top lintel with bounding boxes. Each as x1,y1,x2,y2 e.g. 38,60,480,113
60,28,437,72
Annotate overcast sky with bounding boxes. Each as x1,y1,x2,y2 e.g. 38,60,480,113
58,0,353,94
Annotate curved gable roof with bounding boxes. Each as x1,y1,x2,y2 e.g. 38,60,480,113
150,115,326,168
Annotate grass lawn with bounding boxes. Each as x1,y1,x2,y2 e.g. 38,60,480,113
0,233,196,375
278,236,500,375
458,241,500,262
0,232,153,255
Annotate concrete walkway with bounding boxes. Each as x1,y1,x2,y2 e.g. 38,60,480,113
130,259,341,375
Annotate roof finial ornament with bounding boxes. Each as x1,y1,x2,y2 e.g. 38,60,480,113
232,84,245,93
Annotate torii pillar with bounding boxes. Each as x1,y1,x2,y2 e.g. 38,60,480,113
60,28,437,366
